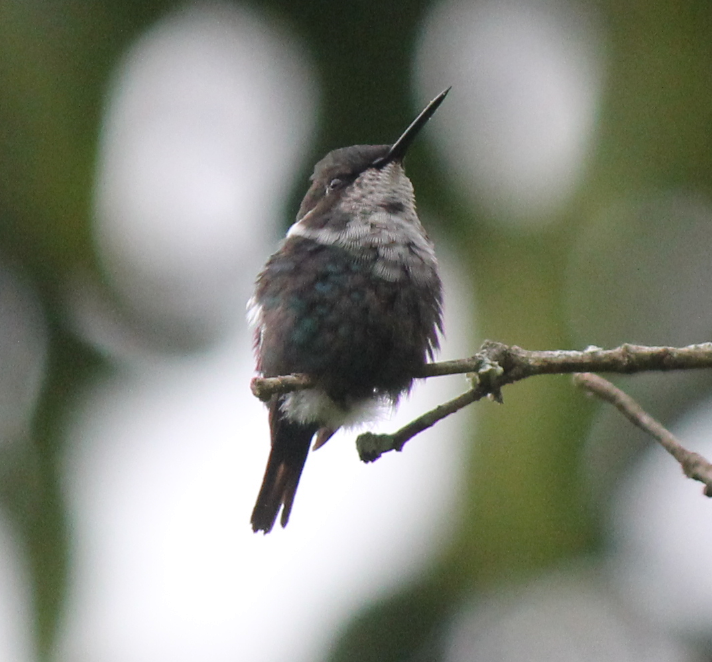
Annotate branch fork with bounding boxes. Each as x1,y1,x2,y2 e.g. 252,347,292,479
250,340,712,494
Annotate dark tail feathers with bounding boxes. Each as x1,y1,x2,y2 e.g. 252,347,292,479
251,399,317,533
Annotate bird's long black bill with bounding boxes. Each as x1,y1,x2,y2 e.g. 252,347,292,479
373,87,451,166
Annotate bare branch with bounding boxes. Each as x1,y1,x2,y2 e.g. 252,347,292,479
250,340,712,402
250,373,311,401
574,373,712,497
249,340,712,481
357,387,488,462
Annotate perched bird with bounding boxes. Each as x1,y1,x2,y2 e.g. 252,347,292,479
249,89,449,533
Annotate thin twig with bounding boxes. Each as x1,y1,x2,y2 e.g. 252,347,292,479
249,340,712,465
356,386,487,462
573,373,712,497
250,373,311,401
250,341,712,402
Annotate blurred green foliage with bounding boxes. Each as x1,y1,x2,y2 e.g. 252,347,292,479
1,0,712,660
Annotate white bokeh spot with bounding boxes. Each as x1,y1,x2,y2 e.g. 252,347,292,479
417,0,605,227
94,3,316,330
611,397,712,639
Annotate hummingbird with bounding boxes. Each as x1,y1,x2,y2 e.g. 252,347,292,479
249,89,449,533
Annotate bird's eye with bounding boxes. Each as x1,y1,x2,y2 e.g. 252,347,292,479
327,178,343,191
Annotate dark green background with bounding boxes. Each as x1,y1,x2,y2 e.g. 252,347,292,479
1,0,711,660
